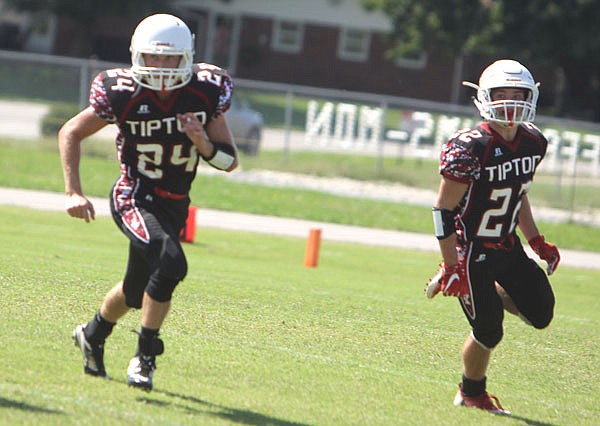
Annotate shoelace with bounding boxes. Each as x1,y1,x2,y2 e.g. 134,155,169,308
139,356,156,374
472,392,506,412
487,393,506,412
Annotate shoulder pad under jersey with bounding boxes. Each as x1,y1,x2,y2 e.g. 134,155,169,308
191,63,234,116
439,127,488,182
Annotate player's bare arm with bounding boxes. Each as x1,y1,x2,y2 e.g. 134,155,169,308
516,194,540,241
434,176,468,265
178,112,238,172
58,106,108,222
426,176,470,298
518,194,561,274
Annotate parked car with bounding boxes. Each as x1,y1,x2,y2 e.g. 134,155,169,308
226,98,263,155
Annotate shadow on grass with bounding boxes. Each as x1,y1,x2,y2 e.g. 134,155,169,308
150,388,312,426
112,376,311,424
0,396,63,415
495,412,557,426
151,389,562,426
111,378,563,426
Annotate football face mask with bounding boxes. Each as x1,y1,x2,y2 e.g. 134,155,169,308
130,14,195,92
463,59,539,127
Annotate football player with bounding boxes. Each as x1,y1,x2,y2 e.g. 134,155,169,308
59,13,238,391
426,59,560,414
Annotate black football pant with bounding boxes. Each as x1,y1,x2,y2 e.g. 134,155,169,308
458,235,555,349
110,180,189,308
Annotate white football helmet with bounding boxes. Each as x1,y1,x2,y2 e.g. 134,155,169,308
463,59,539,126
130,14,194,91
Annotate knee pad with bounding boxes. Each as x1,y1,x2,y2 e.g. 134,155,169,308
146,273,181,302
145,236,188,302
528,308,554,330
473,327,503,350
146,253,187,302
521,266,555,329
158,235,188,281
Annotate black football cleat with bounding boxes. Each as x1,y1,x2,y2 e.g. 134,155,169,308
72,324,108,379
127,355,156,391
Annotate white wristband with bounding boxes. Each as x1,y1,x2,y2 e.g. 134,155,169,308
208,149,235,170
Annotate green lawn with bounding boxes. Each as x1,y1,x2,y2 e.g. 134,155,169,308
1,206,599,425
1,139,600,252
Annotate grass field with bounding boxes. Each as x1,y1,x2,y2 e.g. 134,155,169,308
1,140,600,252
1,205,599,425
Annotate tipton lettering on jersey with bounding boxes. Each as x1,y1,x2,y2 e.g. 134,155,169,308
485,155,542,182
125,112,207,137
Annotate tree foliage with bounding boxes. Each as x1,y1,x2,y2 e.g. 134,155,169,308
363,0,496,57
363,0,600,120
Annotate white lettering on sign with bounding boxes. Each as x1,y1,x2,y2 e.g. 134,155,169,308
357,106,382,146
305,101,600,176
305,100,382,148
305,101,334,145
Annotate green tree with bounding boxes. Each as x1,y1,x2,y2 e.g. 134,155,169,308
363,0,495,58
364,0,600,120
495,0,600,120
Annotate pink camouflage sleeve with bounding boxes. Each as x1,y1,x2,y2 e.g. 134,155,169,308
89,72,117,124
439,141,481,183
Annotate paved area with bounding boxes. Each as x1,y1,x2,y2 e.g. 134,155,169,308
1,186,599,270
0,100,49,139
204,166,600,227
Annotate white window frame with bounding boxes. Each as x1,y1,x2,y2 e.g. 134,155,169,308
337,28,370,62
272,20,304,54
395,51,428,70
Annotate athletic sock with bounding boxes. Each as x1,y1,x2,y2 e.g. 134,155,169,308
136,326,160,356
84,312,116,344
461,374,487,397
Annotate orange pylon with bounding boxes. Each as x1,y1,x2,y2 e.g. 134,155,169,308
304,228,322,267
179,206,198,243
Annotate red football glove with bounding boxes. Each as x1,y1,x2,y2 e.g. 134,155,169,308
425,262,469,298
529,235,560,275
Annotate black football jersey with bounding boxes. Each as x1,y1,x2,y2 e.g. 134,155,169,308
439,122,547,243
90,63,233,195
